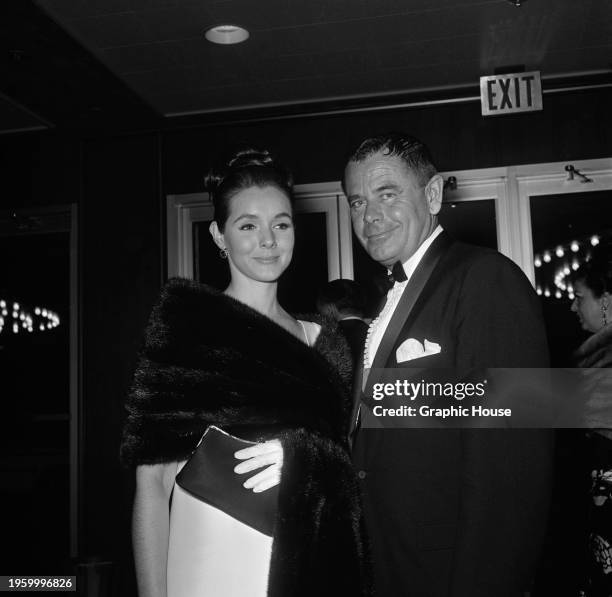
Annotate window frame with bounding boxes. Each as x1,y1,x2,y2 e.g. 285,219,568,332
167,158,612,286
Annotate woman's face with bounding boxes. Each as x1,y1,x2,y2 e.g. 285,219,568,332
571,279,607,333
210,185,294,285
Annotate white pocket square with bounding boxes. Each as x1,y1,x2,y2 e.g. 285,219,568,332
396,338,441,363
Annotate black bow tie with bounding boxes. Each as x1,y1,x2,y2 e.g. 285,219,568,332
385,261,407,290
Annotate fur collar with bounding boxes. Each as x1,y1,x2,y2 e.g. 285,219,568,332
121,278,353,466
575,324,612,368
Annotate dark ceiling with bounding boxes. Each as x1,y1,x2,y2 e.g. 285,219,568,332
1,0,611,133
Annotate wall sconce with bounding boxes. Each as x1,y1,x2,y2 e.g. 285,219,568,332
444,176,457,191
506,0,526,6
565,164,593,183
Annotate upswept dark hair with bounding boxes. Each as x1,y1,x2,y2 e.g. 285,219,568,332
205,147,293,231
573,241,612,298
345,132,438,187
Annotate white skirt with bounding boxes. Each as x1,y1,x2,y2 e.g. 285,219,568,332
167,483,273,597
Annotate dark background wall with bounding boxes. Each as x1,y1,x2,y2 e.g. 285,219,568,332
80,134,162,578
2,85,611,589
1,131,80,209
163,86,611,194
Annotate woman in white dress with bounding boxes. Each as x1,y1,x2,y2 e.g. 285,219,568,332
121,149,371,597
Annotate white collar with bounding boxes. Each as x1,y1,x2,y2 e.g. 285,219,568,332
393,225,443,284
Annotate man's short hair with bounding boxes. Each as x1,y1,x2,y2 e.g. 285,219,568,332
345,132,438,187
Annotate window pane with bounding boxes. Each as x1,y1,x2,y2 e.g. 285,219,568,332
278,212,328,314
530,190,612,366
439,199,497,249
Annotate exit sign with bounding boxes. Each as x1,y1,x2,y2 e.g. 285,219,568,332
480,71,543,116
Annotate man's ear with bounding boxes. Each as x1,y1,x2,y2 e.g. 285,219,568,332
209,221,225,250
425,174,444,216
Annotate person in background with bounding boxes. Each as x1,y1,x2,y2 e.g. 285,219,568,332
121,148,370,597
571,244,612,597
316,278,369,365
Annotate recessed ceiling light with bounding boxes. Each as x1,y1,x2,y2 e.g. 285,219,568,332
205,25,249,45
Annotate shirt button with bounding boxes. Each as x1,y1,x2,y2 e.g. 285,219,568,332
357,470,367,480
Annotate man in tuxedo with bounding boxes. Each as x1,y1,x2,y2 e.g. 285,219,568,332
344,133,553,597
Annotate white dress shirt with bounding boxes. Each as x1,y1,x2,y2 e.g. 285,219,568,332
364,226,443,369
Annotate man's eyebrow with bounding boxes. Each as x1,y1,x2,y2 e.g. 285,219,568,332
374,182,402,193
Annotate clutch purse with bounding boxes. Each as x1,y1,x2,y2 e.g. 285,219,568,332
175,426,279,537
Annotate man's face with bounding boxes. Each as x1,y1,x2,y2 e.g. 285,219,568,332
344,151,442,267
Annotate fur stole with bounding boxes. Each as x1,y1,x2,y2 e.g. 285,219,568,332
574,325,612,431
121,278,371,596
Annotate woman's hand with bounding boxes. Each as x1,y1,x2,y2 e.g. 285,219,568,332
234,439,283,493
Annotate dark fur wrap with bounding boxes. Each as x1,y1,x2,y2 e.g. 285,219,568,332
121,278,371,597
574,324,612,433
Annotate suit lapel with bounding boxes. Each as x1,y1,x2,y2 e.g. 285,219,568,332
369,231,452,380
348,232,453,444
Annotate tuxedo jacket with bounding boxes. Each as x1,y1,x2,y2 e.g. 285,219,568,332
352,232,554,597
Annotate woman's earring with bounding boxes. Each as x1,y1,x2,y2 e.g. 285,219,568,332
603,304,609,326
219,247,228,259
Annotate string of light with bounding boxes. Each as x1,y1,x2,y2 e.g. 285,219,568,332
0,299,60,335
534,235,601,300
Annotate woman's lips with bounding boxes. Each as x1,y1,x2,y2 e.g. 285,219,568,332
254,256,280,264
